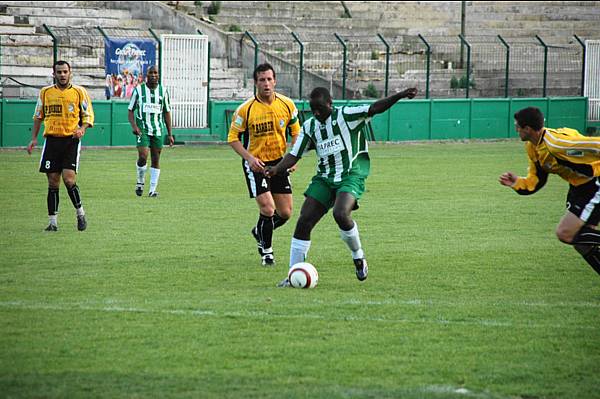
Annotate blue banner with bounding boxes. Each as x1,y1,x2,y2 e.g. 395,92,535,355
104,38,157,99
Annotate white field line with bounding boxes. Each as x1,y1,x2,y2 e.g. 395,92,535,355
0,301,597,330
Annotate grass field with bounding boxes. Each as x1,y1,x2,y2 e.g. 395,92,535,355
1,141,599,399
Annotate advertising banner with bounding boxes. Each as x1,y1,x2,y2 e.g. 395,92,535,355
104,38,156,99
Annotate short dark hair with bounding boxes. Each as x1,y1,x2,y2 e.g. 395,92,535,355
253,63,275,81
514,107,544,131
53,60,71,72
309,87,332,103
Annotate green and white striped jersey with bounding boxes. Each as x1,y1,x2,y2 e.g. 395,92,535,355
128,83,171,136
291,105,371,182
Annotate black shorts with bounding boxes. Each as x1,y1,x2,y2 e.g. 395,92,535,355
242,158,292,198
39,136,81,173
567,177,600,225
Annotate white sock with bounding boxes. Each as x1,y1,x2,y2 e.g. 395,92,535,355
340,222,364,260
49,214,57,226
76,207,85,217
289,238,311,269
136,164,147,185
149,167,160,193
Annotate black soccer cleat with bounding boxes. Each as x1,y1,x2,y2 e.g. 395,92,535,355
44,224,58,232
251,227,264,256
77,215,87,231
262,253,275,267
354,258,368,281
148,191,159,197
135,184,143,197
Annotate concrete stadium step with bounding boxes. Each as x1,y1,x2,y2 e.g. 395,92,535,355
0,24,35,34
4,5,132,19
0,33,53,46
24,15,151,29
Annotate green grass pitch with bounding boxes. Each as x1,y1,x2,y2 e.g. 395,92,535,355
0,141,598,398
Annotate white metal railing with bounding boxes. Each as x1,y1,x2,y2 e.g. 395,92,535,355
585,40,600,121
161,34,209,128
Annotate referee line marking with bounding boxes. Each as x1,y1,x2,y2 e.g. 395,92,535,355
0,301,596,330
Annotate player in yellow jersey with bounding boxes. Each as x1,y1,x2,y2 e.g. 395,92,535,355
228,63,301,266
499,107,600,275
27,60,94,232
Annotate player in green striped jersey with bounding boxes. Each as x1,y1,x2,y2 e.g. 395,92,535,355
128,66,173,197
266,86,417,286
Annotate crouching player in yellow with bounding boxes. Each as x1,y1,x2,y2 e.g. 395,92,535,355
499,106,600,275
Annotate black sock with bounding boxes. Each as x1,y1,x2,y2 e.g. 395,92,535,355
572,226,600,245
47,187,59,216
574,245,600,275
273,211,288,230
67,184,82,209
257,214,274,250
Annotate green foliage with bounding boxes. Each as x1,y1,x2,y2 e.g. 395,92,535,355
451,75,475,89
194,1,203,6
206,1,221,15
1,144,599,398
370,50,380,60
363,83,379,98
228,24,241,32
450,75,459,89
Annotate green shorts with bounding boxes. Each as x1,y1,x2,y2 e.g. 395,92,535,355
136,132,164,149
304,174,366,210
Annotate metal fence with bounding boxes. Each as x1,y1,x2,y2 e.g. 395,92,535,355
235,31,589,101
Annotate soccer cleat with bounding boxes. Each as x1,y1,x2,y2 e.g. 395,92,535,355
276,277,291,288
354,258,368,281
262,252,275,267
148,191,159,197
135,184,143,197
77,215,87,231
251,227,264,256
44,224,58,232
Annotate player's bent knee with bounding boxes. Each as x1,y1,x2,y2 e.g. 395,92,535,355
277,209,292,220
556,226,576,244
332,208,351,227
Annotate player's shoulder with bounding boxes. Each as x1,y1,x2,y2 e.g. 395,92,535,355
275,93,295,106
341,103,370,114
549,127,582,137
235,97,256,114
39,84,56,96
71,84,91,96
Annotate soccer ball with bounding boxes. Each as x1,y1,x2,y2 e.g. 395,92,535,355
288,262,319,289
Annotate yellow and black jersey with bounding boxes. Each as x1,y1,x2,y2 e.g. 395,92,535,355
227,93,300,162
513,127,600,194
33,84,94,137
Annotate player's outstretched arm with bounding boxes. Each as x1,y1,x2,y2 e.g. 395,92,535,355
499,172,518,187
368,87,418,117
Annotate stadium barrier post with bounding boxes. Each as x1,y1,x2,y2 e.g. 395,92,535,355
334,33,347,100
458,34,471,99
149,28,161,73
497,35,510,98
535,35,548,97
417,34,431,99
42,24,58,66
377,33,390,97
243,31,259,96
197,30,211,127
291,31,304,100
574,35,586,97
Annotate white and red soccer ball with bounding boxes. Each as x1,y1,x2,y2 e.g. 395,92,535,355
287,262,319,289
